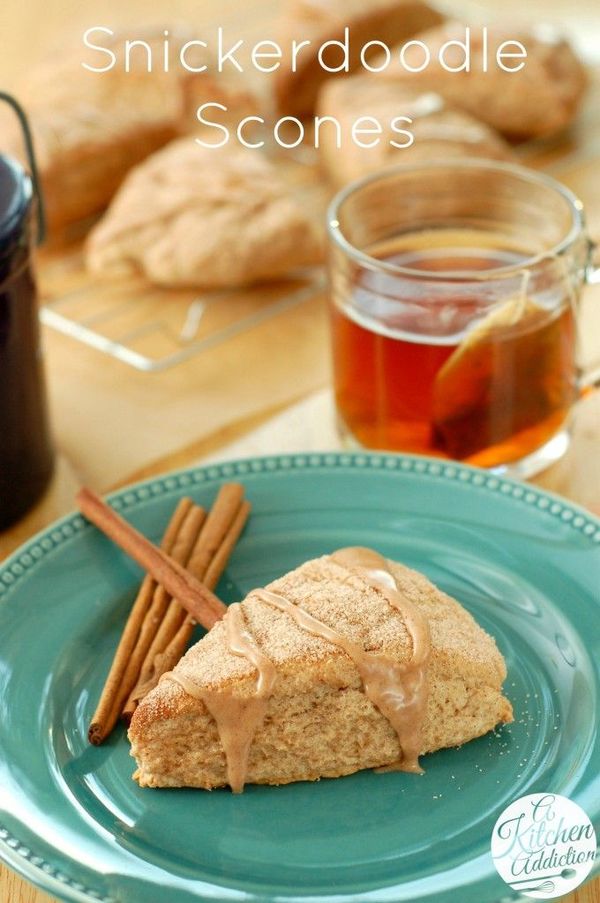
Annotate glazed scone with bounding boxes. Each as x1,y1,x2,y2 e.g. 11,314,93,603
129,550,512,790
7,27,254,233
86,139,323,289
377,22,587,138
274,0,444,117
317,75,515,187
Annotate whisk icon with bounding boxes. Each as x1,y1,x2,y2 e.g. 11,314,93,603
508,868,577,893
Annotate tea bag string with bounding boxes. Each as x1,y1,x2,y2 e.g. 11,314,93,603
557,251,578,320
509,268,532,323
556,250,584,379
515,248,581,320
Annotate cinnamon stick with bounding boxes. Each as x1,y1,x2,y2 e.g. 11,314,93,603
97,504,206,740
122,497,251,719
186,482,245,583
204,500,252,589
157,501,252,675
138,484,244,672
76,487,227,628
87,496,192,746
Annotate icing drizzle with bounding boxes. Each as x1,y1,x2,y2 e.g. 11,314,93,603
165,548,431,789
166,602,276,792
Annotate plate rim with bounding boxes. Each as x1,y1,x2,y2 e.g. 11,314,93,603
1,450,599,903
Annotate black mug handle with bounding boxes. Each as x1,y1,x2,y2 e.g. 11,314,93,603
0,91,46,245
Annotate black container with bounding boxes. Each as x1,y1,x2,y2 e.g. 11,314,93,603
0,94,53,530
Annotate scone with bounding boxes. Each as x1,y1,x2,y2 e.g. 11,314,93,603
317,75,515,186
86,138,323,289
377,22,587,138
7,27,254,233
129,547,512,791
274,0,444,117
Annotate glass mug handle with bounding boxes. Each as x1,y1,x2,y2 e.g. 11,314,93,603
580,238,600,391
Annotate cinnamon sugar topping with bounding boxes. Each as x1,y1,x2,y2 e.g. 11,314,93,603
166,547,432,789
259,547,431,773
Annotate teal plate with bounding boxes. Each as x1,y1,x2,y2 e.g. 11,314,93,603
0,453,599,903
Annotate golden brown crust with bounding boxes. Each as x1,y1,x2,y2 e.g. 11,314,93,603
316,75,515,187
274,0,444,117
129,554,512,788
85,139,323,289
377,22,587,138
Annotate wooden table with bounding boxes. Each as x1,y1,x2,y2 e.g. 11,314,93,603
1,0,599,900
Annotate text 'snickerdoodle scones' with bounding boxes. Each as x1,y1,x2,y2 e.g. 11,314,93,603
376,22,587,137
129,548,512,791
317,76,515,187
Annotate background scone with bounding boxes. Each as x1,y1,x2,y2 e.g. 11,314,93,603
129,553,512,790
317,76,515,187
86,139,323,289
274,0,444,117
6,27,254,234
376,22,587,138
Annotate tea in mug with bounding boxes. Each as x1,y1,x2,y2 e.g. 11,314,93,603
331,229,577,467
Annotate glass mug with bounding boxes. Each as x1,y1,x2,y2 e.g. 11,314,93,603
327,160,600,477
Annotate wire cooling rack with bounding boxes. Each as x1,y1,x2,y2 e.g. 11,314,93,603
39,266,324,373
35,134,580,374
38,144,327,373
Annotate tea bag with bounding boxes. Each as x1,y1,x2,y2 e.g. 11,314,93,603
440,275,538,367
432,272,563,459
